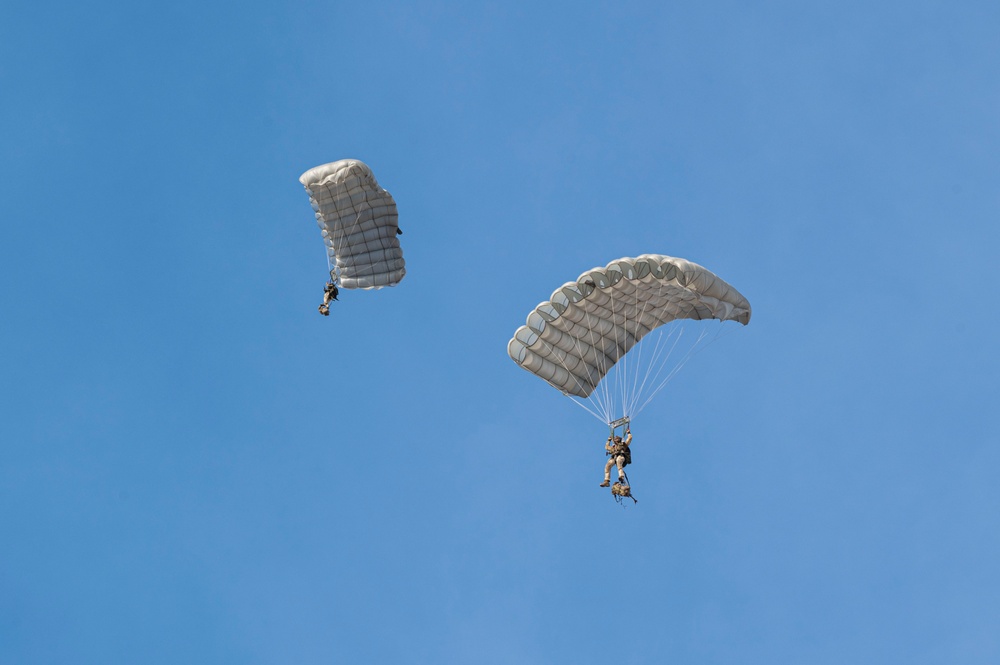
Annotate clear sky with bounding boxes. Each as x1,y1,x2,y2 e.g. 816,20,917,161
3,1,999,663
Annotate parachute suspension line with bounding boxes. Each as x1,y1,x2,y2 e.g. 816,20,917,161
318,179,357,285
566,282,612,424
607,273,625,424
317,181,338,281
623,279,643,417
626,324,683,417
624,282,684,418
634,336,702,415
323,167,375,284
593,282,611,422
346,179,376,277
527,315,609,424
643,320,741,411
579,270,659,428
578,281,732,423
538,337,601,420
573,280,611,424
623,278,660,419
591,279,617,425
592,290,614,424
567,393,611,423
625,320,681,417
601,269,653,427
620,279,636,419
617,278,630,421
582,300,610,424
561,294,612,424
633,325,714,416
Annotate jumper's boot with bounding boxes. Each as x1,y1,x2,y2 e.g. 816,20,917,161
600,479,610,487
318,304,330,316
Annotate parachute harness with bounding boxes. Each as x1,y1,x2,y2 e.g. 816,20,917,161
607,418,637,504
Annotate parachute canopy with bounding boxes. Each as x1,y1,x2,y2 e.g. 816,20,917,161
300,160,405,289
507,255,751,403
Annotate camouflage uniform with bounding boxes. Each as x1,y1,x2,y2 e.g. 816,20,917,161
318,282,339,315
601,431,632,486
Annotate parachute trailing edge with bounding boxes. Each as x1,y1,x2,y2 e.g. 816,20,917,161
300,160,405,290
507,255,751,399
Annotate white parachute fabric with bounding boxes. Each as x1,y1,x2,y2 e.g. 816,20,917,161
300,160,405,289
507,255,751,421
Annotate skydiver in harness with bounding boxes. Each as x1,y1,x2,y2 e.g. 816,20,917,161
601,428,636,503
318,278,339,316
600,428,635,497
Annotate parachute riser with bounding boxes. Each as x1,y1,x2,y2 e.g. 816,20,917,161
608,415,630,439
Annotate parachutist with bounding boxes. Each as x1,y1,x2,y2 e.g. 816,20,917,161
318,281,339,316
396,226,403,235
602,429,632,487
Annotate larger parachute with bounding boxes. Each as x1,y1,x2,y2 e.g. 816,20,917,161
300,160,405,289
507,254,751,423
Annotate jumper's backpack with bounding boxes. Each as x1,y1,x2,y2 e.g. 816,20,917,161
611,481,637,504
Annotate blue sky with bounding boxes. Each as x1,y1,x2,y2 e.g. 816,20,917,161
2,1,999,663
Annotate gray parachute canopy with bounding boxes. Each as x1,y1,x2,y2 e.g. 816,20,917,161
507,255,751,399
300,160,405,289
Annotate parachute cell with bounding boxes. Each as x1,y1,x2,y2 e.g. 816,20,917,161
300,160,405,289
507,255,751,405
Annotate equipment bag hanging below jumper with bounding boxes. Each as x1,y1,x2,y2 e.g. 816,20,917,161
611,481,637,504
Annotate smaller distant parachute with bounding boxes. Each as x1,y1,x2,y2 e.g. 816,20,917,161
300,160,405,289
